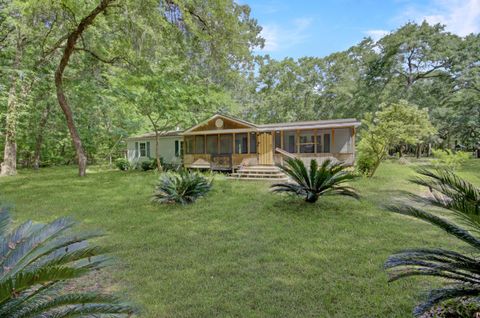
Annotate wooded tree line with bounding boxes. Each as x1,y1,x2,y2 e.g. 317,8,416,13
0,1,479,176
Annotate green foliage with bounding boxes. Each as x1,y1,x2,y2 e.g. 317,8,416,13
385,168,480,316
357,100,436,177
141,158,157,171
0,208,135,317
271,158,359,203
432,149,470,170
115,158,130,171
152,170,212,205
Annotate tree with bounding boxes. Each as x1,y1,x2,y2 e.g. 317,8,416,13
54,0,117,177
357,100,436,177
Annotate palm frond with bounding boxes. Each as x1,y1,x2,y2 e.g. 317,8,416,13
0,209,135,316
385,168,480,315
414,286,480,317
385,204,480,249
272,158,359,203
153,170,212,204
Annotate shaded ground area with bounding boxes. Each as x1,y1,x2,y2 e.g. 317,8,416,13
1,159,479,317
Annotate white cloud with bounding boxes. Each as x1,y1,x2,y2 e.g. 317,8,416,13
398,0,480,36
364,29,390,41
259,17,313,53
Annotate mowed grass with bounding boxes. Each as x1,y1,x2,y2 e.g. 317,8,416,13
1,159,479,317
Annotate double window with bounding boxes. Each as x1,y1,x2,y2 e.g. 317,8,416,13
317,131,331,153
299,130,315,153
135,141,150,157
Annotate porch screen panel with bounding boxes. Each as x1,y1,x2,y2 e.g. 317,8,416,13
185,136,194,154
195,135,205,154
274,131,281,152
299,130,315,153
206,135,218,154
249,133,257,154
323,133,331,153
235,133,248,154
219,134,233,154
333,128,352,153
283,131,296,153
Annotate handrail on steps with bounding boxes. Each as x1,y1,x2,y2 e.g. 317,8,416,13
275,147,296,159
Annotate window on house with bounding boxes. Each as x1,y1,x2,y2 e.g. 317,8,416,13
139,142,147,157
249,132,257,154
195,135,205,154
219,134,233,154
185,136,194,154
299,130,315,153
316,131,331,153
206,135,218,154
175,140,183,157
235,133,248,154
283,131,296,153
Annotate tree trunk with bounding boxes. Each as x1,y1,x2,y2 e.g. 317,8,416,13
54,0,115,177
154,130,163,172
1,35,22,177
33,103,52,170
415,143,421,159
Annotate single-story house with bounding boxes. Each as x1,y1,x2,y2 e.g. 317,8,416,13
126,114,361,170
126,130,183,165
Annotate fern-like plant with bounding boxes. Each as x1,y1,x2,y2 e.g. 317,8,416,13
385,168,480,316
152,170,212,205
271,158,359,203
0,208,135,317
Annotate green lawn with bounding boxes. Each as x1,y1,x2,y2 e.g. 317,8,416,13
1,159,479,317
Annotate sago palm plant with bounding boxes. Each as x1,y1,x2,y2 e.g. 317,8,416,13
385,168,480,316
271,158,359,203
0,208,135,317
152,170,212,205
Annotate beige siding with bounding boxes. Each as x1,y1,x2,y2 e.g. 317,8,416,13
127,136,183,164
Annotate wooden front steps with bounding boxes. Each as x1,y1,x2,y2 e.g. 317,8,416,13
228,165,288,181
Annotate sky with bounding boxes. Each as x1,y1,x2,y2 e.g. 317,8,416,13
240,0,480,59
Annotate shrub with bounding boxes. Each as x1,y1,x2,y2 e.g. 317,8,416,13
356,138,378,176
385,168,480,316
141,158,157,171
115,158,130,171
0,208,135,317
432,149,470,170
271,158,359,203
152,170,212,204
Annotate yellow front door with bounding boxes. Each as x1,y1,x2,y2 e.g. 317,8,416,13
258,132,274,165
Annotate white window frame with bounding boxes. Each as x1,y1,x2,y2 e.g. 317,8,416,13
139,142,147,157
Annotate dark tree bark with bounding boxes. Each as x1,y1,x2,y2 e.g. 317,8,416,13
33,103,52,170
54,0,115,177
146,114,163,172
1,34,22,177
